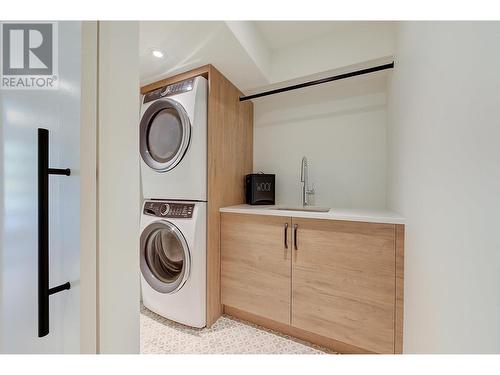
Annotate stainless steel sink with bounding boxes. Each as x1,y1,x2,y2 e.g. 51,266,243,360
275,206,330,213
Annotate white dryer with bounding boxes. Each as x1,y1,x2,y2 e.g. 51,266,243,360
140,200,206,327
140,76,207,201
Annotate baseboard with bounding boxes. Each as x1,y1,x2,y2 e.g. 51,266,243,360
223,305,373,354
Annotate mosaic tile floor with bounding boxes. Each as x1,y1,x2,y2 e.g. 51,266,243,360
140,305,335,354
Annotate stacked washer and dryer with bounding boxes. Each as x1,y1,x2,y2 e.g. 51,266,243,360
139,76,208,328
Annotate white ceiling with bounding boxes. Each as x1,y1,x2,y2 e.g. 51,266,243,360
254,21,355,51
139,21,269,89
139,21,395,92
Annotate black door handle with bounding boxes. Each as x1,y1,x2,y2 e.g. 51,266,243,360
284,222,288,249
38,128,71,338
293,224,298,251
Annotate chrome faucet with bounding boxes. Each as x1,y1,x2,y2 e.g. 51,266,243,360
300,156,315,206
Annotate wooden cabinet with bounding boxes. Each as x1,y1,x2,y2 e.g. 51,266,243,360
291,218,396,354
221,213,292,324
221,212,404,354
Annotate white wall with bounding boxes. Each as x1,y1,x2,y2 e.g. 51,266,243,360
98,21,140,354
254,74,388,209
387,22,500,353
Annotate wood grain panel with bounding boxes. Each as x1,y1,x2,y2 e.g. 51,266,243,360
291,218,396,354
395,224,405,354
221,213,291,324
223,305,373,354
206,66,253,326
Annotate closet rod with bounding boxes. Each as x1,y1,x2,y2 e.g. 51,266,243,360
239,62,394,101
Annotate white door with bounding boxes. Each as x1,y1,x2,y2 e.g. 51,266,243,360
0,21,84,353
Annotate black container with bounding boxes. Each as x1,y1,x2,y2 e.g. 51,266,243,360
245,174,275,205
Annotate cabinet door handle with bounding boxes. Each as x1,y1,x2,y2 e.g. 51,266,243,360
293,224,298,251
284,223,288,249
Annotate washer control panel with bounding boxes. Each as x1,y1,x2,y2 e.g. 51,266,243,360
143,201,195,218
143,78,195,104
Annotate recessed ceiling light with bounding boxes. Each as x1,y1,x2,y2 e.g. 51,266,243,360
152,50,164,58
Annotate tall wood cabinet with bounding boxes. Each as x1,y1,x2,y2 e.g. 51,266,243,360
221,212,405,354
141,66,253,326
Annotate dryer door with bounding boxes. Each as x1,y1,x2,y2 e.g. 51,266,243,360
140,221,191,294
140,98,191,172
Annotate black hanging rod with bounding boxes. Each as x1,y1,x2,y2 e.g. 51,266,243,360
239,61,394,102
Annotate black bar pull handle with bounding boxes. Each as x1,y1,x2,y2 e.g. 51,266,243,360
38,128,71,338
284,222,288,249
293,224,298,251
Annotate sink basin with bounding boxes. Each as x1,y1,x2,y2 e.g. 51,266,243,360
275,206,331,213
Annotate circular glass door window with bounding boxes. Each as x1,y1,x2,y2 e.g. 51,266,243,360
140,221,191,294
140,99,191,172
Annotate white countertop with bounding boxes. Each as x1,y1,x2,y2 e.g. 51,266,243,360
220,204,405,225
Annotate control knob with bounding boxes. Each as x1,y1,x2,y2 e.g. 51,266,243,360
160,204,170,216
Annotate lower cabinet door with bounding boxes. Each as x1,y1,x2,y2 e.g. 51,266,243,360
291,218,396,353
221,213,292,324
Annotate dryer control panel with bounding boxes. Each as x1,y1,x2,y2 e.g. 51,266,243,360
143,201,195,218
143,78,195,104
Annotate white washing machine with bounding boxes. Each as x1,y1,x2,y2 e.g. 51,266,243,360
140,76,207,201
140,200,206,327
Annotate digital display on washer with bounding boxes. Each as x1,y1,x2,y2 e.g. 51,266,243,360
143,78,195,104
143,201,194,218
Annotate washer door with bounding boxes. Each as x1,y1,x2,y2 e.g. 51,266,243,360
140,221,191,294
140,98,191,172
